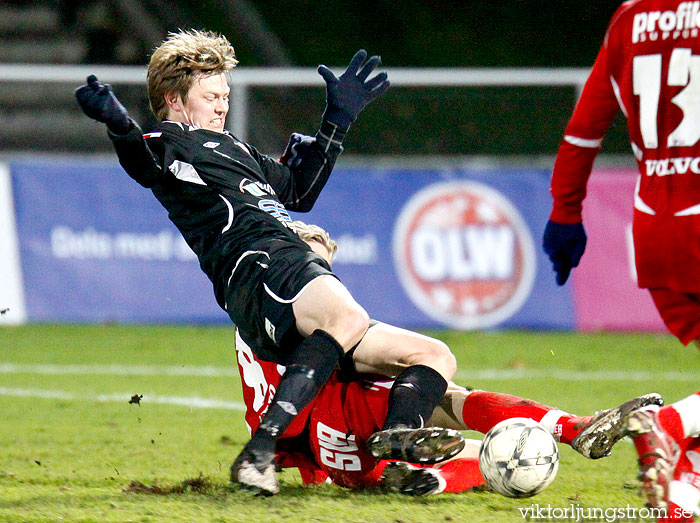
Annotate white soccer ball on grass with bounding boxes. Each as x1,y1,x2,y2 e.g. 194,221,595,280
478,417,559,498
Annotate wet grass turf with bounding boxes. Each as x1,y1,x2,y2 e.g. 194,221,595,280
0,325,697,522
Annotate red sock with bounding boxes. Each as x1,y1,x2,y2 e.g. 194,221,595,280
461,391,590,445
658,392,700,443
435,458,485,493
658,407,687,444
461,391,552,433
558,415,594,445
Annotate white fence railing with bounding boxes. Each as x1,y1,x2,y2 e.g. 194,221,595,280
0,64,591,141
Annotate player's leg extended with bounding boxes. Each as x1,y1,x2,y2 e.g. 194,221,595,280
351,322,456,380
353,323,463,464
632,289,700,516
232,276,368,495
627,393,700,516
429,384,662,459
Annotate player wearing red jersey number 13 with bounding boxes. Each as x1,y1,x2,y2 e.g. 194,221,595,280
543,2,700,520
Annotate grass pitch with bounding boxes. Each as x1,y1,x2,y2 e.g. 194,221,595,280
0,325,697,522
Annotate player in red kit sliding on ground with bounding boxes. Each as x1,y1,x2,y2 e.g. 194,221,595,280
232,222,662,496
543,1,700,520
235,327,662,495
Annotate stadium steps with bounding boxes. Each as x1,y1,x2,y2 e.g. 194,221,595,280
0,5,61,35
0,1,144,152
0,39,84,64
0,112,108,152
0,1,291,152
0,83,76,109
0,3,85,63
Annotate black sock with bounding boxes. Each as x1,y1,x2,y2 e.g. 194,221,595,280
382,364,448,430
249,329,344,452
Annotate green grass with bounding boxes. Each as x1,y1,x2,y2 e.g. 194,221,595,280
0,325,697,522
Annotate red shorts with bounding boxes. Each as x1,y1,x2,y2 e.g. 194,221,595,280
649,288,700,345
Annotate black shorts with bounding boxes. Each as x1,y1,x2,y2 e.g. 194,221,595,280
223,240,335,363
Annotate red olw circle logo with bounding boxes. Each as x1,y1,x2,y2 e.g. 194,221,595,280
393,181,535,329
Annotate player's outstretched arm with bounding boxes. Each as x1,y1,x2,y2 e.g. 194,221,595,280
270,51,391,212
318,49,390,130
75,75,162,188
75,75,132,135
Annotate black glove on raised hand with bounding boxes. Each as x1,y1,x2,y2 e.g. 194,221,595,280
542,220,587,286
75,75,131,135
317,49,390,130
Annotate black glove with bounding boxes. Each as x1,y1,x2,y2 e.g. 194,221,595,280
317,49,390,130
542,220,587,286
281,132,316,168
75,75,131,135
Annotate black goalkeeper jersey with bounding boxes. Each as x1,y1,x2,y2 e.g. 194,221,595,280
109,118,346,309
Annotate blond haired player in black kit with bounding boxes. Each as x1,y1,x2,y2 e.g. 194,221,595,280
75,29,461,495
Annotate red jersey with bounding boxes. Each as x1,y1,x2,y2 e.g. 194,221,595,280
551,0,700,291
234,330,391,488
233,329,312,439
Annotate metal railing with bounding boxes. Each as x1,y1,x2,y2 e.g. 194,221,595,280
0,64,591,141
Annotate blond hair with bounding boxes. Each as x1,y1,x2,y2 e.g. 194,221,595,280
291,221,338,261
147,29,238,120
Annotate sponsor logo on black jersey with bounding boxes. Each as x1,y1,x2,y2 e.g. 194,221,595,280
258,199,292,225
239,178,276,197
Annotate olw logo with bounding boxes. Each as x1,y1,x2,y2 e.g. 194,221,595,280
393,181,535,330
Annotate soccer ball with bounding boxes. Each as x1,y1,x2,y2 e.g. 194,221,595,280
478,417,559,498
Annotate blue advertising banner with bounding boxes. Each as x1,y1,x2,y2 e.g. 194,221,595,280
10,158,574,329
11,159,224,323
295,165,575,331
